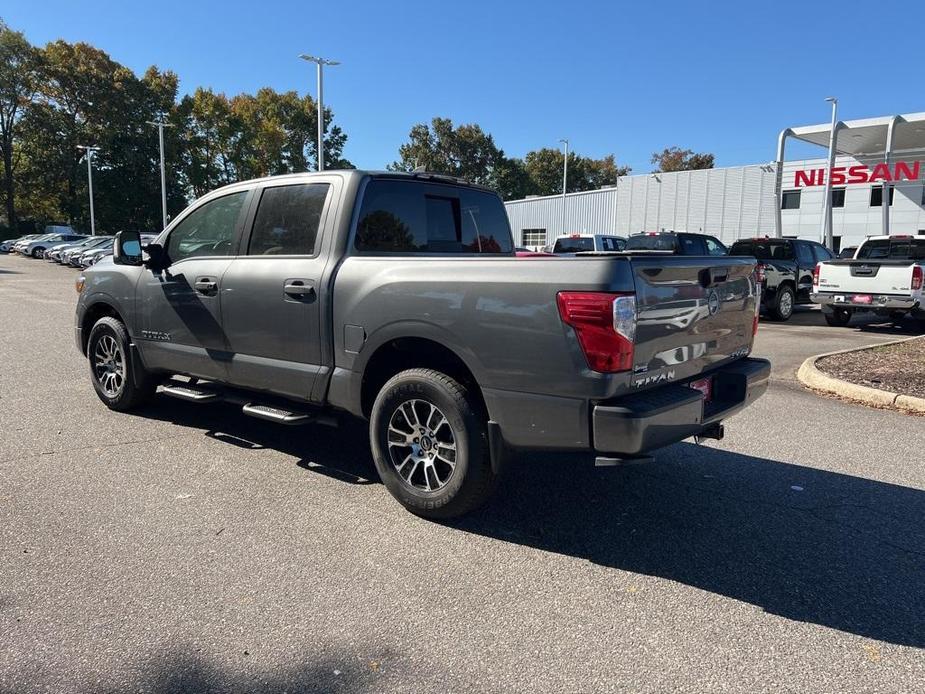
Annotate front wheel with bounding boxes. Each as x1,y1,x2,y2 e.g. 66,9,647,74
823,307,852,327
87,316,156,411
31,247,44,258
369,368,497,519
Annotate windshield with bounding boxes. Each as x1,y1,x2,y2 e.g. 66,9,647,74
553,237,594,253
856,238,925,260
625,235,677,251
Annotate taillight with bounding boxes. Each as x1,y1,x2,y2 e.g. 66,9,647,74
813,262,821,289
556,292,635,372
755,262,766,284
912,265,923,292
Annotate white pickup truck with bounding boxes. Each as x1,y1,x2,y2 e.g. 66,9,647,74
811,235,925,326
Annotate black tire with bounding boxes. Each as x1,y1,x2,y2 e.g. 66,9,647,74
86,316,156,411
32,247,45,258
823,307,852,327
369,368,496,519
771,285,795,321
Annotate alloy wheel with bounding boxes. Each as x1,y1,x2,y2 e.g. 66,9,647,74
93,334,125,397
387,399,458,492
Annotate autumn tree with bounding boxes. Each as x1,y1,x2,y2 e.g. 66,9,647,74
650,146,715,172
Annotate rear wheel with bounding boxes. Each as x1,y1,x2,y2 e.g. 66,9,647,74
370,368,496,519
823,307,852,327
31,247,44,258
771,285,795,321
87,316,156,411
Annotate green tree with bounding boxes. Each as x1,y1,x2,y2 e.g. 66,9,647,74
651,146,715,172
523,148,631,196
390,117,520,199
0,21,41,228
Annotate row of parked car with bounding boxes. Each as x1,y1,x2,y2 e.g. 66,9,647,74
1,230,154,268
535,230,842,322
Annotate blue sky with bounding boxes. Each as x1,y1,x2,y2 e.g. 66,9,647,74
5,0,924,173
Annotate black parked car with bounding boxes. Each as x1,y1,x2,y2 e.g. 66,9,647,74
625,231,728,255
728,237,834,321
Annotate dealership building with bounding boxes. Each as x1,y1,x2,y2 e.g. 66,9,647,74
505,111,925,253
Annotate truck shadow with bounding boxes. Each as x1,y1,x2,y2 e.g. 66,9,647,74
778,307,924,335
456,444,925,649
139,399,924,648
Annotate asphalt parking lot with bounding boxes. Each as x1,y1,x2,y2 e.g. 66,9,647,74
2,253,924,693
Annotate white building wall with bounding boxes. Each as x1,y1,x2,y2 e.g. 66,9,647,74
506,154,925,251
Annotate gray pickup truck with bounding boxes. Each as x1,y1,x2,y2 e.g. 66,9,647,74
75,170,770,518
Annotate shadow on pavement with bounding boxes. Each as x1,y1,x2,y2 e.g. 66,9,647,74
766,306,924,336
139,398,925,648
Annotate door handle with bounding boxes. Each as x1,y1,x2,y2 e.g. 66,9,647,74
194,278,218,295
284,279,315,298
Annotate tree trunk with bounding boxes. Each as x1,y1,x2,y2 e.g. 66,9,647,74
1,135,15,229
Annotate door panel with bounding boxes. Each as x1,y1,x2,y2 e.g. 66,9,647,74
220,257,326,399
136,258,233,380
219,180,333,401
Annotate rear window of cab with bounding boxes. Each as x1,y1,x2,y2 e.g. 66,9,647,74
354,179,514,254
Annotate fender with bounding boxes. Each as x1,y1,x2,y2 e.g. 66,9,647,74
327,319,490,418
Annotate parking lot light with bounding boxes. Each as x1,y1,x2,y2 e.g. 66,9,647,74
299,54,341,172
76,145,100,235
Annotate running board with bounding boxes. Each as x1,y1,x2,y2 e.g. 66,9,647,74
242,403,312,426
160,383,220,403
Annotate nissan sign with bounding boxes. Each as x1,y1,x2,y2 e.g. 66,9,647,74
794,160,921,187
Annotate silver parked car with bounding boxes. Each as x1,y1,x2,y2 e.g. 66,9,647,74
63,236,113,266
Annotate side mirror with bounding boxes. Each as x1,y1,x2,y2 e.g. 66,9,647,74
145,242,166,271
113,231,143,266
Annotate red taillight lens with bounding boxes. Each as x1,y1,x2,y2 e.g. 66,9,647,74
556,291,635,372
755,262,766,284
753,314,760,336
912,265,923,291
813,262,821,289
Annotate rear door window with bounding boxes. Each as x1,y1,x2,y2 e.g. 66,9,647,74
795,242,815,265
247,183,330,256
355,179,513,253
679,235,706,255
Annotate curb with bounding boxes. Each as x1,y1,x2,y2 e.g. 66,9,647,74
796,336,925,414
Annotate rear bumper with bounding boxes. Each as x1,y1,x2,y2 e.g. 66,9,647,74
592,357,771,456
811,293,919,312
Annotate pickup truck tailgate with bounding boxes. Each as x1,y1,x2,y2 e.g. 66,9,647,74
629,256,758,389
817,260,918,295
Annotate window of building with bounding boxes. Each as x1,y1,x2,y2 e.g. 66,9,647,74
248,183,330,256
354,179,513,253
521,228,547,248
167,191,248,263
831,188,845,208
781,190,801,210
870,185,895,207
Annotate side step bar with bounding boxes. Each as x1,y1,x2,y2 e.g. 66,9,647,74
160,383,220,403
242,403,312,426
158,379,325,427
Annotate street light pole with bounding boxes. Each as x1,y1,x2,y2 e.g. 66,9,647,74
77,145,100,235
559,138,569,235
820,97,838,249
146,118,175,230
299,54,341,172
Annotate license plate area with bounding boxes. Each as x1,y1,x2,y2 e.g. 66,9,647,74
689,376,713,402
852,294,872,304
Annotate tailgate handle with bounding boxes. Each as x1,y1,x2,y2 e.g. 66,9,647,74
699,267,728,288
